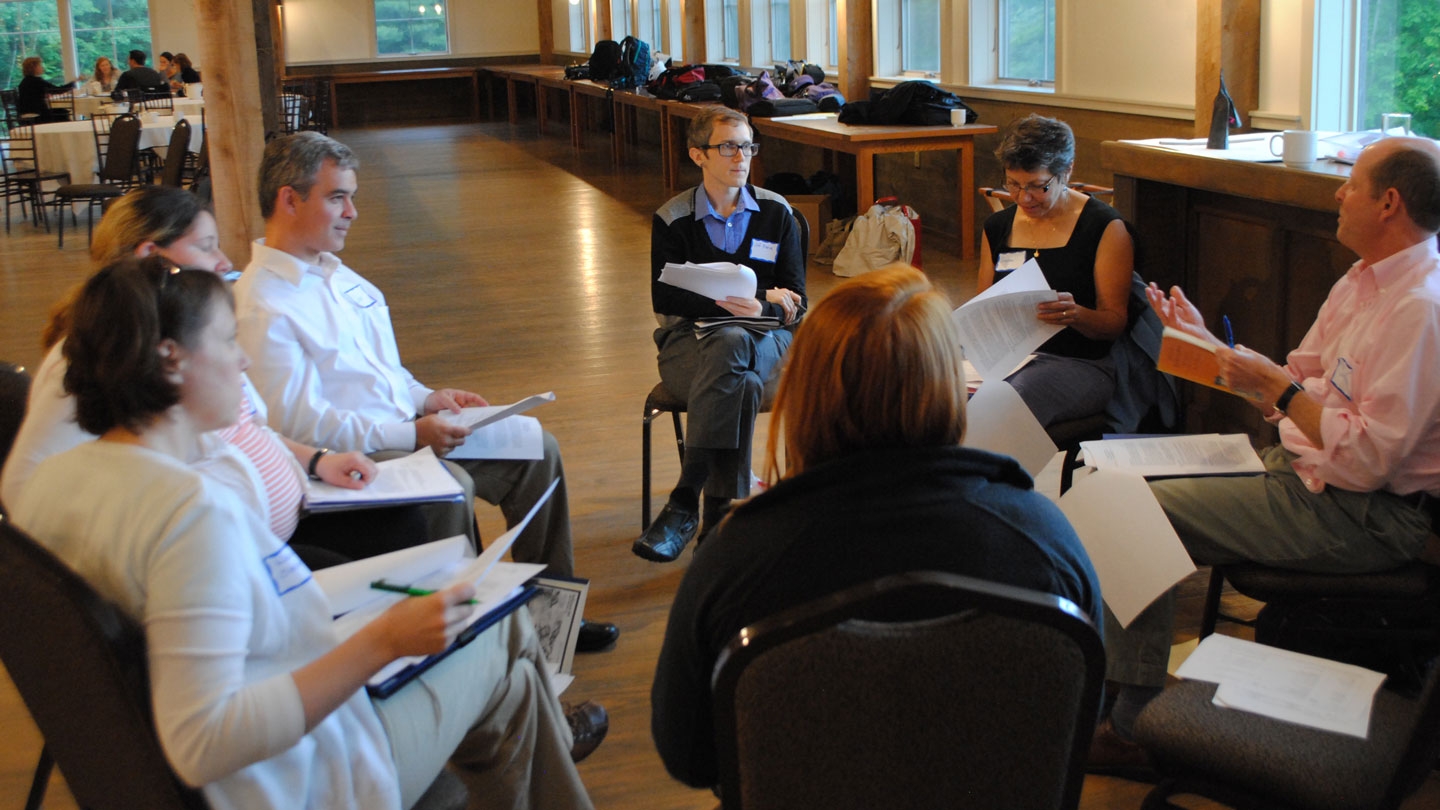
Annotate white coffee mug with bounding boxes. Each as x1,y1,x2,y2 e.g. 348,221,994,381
950,108,965,126
1269,130,1319,168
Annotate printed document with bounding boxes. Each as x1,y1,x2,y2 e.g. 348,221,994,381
952,259,1061,380
440,391,556,431
963,380,1057,477
659,261,758,301
1058,469,1196,627
1079,434,1264,477
305,447,463,510
447,414,545,461
1177,634,1386,738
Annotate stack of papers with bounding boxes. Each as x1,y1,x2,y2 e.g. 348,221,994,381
1177,634,1387,738
1079,434,1265,478
658,261,757,301
305,447,464,512
952,259,1060,381
439,392,555,461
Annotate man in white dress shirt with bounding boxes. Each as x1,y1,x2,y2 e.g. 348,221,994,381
233,132,618,653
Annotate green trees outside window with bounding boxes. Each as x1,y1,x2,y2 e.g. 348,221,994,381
375,0,449,57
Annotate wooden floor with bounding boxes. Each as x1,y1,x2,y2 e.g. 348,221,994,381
2,120,1436,809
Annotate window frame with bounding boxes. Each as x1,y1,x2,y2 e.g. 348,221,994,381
373,0,451,58
995,0,1054,86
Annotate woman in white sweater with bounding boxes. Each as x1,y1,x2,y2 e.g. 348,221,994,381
11,256,592,810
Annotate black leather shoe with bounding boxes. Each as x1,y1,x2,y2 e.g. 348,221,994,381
565,700,609,763
575,619,619,653
632,503,699,562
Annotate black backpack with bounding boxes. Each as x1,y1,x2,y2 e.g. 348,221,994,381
839,81,977,126
588,40,622,82
609,36,651,90
676,82,722,103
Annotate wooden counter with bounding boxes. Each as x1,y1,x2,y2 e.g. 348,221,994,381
1102,140,1356,438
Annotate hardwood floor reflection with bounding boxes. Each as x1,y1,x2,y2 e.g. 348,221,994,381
1,120,1434,810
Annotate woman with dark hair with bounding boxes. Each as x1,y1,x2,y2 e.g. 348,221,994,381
977,113,1135,428
650,264,1101,788
9,256,593,810
173,52,201,85
16,55,74,122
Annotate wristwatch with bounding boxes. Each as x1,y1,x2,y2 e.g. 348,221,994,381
1274,381,1305,414
307,448,330,480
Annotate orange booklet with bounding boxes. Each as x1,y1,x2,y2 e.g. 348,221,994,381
1156,327,1238,394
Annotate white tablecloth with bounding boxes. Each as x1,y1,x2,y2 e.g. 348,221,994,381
71,95,204,120
32,115,205,185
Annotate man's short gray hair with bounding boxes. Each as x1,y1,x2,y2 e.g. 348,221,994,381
258,132,360,219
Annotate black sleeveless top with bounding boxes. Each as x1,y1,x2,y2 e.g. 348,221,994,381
983,195,1122,360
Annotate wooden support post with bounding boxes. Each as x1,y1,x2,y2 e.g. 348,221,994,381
837,0,873,105
196,0,271,269
1196,0,1261,137
538,0,555,63
682,0,705,63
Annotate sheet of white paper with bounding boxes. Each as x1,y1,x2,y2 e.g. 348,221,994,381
952,259,1061,379
312,535,471,617
362,562,547,685
658,261,758,301
446,478,560,588
963,380,1058,477
1058,469,1197,627
546,664,575,695
1178,634,1386,738
440,392,556,431
1080,434,1265,477
447,414,544,460
963,355,1035,390
305,447,463,507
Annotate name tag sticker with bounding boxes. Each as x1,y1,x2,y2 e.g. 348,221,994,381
264,545,312,596
750,240,779,263
343,284,377,308
997,251,1026,272
1330,357,1355,401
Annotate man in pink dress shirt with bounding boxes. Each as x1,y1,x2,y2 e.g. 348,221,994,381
1093,136,1440,766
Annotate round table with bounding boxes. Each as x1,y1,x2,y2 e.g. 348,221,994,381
32,114,206,185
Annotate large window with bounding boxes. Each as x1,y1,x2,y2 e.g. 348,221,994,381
374,0,448,57
610,0,630,39
901,0,939,75
998,0,1054,84
0,1,60,89
1,0,150,89
721,0,739,61
1356,0,1437,136
770,0,790,62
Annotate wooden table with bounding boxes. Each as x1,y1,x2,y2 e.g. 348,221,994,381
535,73,573,141
567,80,617,158
612,88,668,171
325,68,480,130
483,65,566,125
1102,139,1354,437
748,115,997,260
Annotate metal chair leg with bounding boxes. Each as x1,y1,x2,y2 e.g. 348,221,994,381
25,745,53,810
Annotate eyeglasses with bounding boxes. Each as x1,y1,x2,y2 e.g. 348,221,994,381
1002,177,1056,197
701,141,761,157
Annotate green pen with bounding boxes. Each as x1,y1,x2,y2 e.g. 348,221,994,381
370,579,479,605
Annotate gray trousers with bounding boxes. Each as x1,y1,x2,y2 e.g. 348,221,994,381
656,323,793,500
377,608,593,810
1105,445,1431,687
375,430,574,578
1005,352,1116,428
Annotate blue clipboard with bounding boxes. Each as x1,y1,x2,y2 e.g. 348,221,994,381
367,582,539,699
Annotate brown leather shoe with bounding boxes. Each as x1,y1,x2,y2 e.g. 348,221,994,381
565,700,609,763
1087,718,1157,782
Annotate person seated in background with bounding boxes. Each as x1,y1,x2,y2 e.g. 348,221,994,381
1092,136,1440,772
82,56,119,97
633,105,806,563
650,264,1102,788
172,53,201,87
976,114,1135,428
10,255,598,810
112,49,167,100
15,56,74,122
0,186,449,567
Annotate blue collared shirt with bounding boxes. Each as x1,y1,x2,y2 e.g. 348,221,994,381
694,185,759,254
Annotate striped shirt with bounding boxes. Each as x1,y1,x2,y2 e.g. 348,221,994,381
216,380,304,540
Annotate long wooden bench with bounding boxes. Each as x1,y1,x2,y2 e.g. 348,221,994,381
316,68,481,129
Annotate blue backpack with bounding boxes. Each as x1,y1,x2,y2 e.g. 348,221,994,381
609,36,651,90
